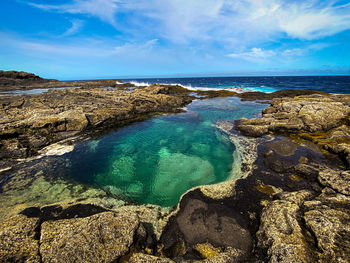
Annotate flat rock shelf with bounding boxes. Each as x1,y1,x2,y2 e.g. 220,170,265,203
0,72,349,263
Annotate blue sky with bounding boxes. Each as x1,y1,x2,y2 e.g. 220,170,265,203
1,0,350,79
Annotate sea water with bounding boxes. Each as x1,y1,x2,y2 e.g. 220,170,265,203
66,97,267,207
124,75,350,94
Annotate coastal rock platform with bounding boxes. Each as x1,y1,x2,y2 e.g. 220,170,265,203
0,72,349,262
0,84,193,169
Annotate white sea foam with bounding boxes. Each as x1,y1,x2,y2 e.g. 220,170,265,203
127,80,278,93
129,81,151,87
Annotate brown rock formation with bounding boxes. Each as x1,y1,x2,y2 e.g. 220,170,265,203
0,215,40,262
0,70,57,89
1,73,349,262
40,212,140,263
0,85,192,167
236,94,350,137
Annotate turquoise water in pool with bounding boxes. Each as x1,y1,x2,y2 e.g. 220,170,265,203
66,97,267,207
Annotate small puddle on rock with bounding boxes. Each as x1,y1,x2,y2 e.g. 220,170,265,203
0,86,80,95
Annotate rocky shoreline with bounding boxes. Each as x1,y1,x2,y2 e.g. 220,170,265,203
0,71,349,262
0,83,194,170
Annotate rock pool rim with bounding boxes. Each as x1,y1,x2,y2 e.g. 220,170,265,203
64,96,265,207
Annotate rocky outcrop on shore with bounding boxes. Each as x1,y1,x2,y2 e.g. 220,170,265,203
0,70,137,92
0,70,58,90
224,94,350,262
235,94,350,136
0,85,192,168
236,94,350,166
0,203,152,263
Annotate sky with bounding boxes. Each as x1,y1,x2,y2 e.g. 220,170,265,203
0,0,350,79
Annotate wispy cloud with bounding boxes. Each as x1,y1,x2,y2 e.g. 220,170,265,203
228,48,276,62
3,0,349,77
29,0,120,27
61,19,84,37
17,38,159,58
29,0,350,44
227,43,332,62
277,1,350,39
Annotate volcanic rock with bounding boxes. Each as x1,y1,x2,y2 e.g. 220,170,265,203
40,211,139,263
0,85,192,166
0,215,41,262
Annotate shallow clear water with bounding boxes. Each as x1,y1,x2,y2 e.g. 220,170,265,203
0,86,80,95
66,97,267,207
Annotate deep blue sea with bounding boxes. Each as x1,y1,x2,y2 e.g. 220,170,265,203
123,76,350,94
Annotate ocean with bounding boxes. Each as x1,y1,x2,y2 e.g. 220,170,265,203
123,75,350,94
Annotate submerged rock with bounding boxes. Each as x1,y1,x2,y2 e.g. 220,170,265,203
152,151,215,206
96,156,137,186
39,143,75,156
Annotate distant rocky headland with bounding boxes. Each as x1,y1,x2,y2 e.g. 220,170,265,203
0,71,349,262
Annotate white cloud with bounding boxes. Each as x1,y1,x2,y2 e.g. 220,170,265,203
227,43,331,62
16,37,160,58
29,0,350,44
113,39,159,54
61,19,84,37
277,1,350,39
30,0,120,27
282,48,305,57
142,0,350,43
228,48,276,62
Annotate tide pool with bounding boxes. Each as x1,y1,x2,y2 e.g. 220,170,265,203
66,97,267,207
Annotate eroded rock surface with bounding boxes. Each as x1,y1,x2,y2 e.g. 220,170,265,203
0,85,192,167
234,94,350,168
257,191,317,263
236,94,350,137
1,77,350,263
160,189,252,262
227,93,350,262
40,211,139,263
0,214,40,262
0,70,57,90
0,202,162,263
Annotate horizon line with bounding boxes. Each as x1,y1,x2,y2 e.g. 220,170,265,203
61,73,350,81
